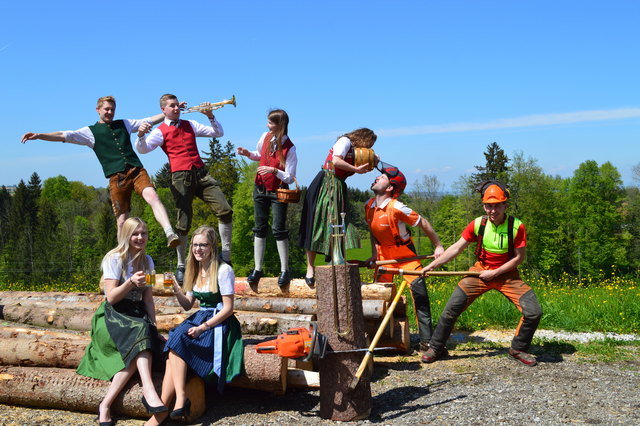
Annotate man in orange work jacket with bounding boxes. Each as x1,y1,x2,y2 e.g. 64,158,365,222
365,163,444,358
421,181,542,366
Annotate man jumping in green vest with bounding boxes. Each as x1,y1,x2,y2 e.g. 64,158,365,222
421,181,543,366
21,96,179,247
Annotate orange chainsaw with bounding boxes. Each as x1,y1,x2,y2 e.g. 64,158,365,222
256,322,395,360
256,322,327,361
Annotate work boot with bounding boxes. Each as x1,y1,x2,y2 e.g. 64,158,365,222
507,348,538,366
175,266,185,285
247,269,263,285
421,346,448,363
166,233,180,249
277,271,291,287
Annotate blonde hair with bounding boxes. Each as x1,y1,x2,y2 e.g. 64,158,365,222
97,96,116,108
183,226,221,294
342,128,377,148
101,217,150,281
160,93,178,108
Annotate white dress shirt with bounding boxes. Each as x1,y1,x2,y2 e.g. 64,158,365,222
62,118,152,148
136,117,224,153
247,132,297,184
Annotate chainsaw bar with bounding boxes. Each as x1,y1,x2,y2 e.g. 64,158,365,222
326,346,397,354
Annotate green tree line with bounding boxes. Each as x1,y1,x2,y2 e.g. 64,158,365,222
1,140,639,286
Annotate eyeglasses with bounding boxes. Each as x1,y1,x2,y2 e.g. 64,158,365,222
192,243,210,249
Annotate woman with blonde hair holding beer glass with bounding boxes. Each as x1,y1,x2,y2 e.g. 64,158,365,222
77,217,166,426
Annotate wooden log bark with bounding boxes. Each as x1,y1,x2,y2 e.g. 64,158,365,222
235,312,316,335
233,279,395,301
0,335,88,368
234,297,387,320
1,304,314,337
0,291,194,311
228,344,287,394
0,304,94,331
0,330,303,392
316,264,371,421
0,366,205,420
0,325,87,340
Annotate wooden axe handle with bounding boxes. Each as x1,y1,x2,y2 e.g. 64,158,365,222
377,267,482,277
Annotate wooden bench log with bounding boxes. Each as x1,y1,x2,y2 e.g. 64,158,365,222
1,304,314,336
234,297,389,319
0,366,205,420
228,343,287,394
0,328,303,393
234,312,316,335
233,279,395,301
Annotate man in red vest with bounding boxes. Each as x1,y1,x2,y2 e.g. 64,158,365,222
365,164,444,358
136,94,233,282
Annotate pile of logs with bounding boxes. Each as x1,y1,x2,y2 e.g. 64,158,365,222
0,275,409,420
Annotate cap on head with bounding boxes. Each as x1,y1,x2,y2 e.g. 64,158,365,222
384,166,406,198
478,181,509,204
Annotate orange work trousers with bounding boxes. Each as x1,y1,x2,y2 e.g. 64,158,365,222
429,262,542,351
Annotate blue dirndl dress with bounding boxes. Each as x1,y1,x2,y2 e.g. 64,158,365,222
164,290,244,392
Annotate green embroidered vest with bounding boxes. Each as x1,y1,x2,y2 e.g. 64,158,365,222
89,120,143,177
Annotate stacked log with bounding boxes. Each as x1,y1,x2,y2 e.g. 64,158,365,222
0,277,409,351
0,274,408,418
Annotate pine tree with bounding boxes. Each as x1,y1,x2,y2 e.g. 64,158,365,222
202,138,239,204
472,142,510,187
0,186,11,251
5,180,39,281
154,163,172,189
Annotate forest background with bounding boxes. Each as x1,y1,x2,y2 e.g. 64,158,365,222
1,138,639,289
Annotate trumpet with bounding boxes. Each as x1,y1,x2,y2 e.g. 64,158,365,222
183,95,236,113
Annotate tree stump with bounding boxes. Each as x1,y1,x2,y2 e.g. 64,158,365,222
316,264,371,421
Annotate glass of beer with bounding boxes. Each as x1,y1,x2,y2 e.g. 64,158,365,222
145,270,156,287
163,272,174,288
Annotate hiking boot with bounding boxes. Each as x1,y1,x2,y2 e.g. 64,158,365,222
421,346,448,363
166,233,180,249
507,348,538,366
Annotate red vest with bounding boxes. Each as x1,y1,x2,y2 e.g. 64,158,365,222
159,120,205,172
322,146,355,180
255,133,294,191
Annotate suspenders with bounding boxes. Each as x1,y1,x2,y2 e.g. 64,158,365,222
475,215,515,261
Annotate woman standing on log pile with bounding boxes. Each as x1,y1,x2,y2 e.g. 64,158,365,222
77,217,166,426
236,109,298,287
298,128,378,284
146,225,244,425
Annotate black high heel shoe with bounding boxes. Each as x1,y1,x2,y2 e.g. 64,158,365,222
141,396,168,414
169,398,191,420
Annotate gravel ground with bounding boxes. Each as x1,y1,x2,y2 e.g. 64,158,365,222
1,331,639,425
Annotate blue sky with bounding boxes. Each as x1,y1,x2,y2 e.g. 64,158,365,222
2,1,639,192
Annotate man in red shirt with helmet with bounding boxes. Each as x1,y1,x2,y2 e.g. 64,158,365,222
365,163,444,358
421,181,542,366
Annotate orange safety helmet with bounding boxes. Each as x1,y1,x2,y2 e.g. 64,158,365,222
477,180,510,203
